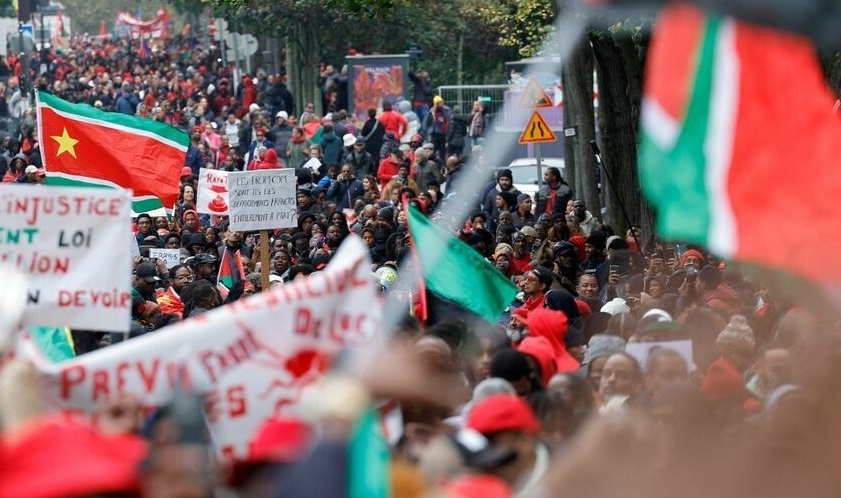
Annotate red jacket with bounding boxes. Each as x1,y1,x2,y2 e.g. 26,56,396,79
378,157,400,191
377,110,408,137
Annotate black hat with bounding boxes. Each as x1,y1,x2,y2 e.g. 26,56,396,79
312,252,331,270
585,231,606,251
532,266,554,289
134,262,161,283
544,288,580,320
377,207,394,222
496,168,513,181
192,253,218,265
189,233,206,248
553,241,577,258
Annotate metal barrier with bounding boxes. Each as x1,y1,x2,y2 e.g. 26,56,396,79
435,84,509,116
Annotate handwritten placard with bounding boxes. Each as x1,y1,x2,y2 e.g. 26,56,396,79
0,185,131,332
197,168,230,215
228,170,296,231
149,248,181,269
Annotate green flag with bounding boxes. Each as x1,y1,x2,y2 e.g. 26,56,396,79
407,205,518,323
348,408,391,498
29,326,76,363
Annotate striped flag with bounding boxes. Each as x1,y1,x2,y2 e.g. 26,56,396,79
37,91,189,213
640,3,841,286
217,247,245,299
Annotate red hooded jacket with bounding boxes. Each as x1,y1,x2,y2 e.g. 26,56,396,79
517,336,558,386
522,307,580,373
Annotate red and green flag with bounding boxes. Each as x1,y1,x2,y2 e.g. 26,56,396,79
640,3,841,286
37,91,189,213
217,247,245,299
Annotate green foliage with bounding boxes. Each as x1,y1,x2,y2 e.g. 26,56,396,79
478,0,556,57
0,0,14,19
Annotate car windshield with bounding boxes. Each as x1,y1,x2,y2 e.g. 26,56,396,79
510,166,539,185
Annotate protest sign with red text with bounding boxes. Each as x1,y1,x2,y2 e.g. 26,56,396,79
0,185,131,332
24,237,382,458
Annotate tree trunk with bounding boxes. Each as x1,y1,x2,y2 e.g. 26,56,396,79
563,36,600,217
590,32,655,239
288,21,323,117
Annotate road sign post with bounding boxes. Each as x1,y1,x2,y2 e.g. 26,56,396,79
517,78,557,190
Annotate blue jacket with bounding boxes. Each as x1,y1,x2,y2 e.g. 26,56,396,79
184,145,203,175
327,177,365,211
115,92,139,115
320,132,343,166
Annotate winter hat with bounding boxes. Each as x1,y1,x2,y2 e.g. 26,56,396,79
636,308,677,337
516,193,531,205
702,358,760,410
569,235,587,260
276,110,289,120
493,243,514,257
433,95,444,105
518,227,537,240
496,168,513,181
716,314,756,356
466,394,540,435
443,473,513,498
679,249,705,267
582,334,626,366
585,231,606,251
248,103,260,113
342,133,356,148
544,289,580,321
601,298,630,316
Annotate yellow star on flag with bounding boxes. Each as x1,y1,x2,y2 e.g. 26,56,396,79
51,127,79,159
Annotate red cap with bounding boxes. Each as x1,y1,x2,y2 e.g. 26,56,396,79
575,299,592,318
445,474,512,498
180,166,194,178
247,417,311,463
0,417,147,498
466,394,540,435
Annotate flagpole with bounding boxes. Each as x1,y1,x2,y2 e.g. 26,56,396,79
402,196,427,323
260,230,270,291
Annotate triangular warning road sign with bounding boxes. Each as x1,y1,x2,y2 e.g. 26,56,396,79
519,111,557,144
518,78,553,109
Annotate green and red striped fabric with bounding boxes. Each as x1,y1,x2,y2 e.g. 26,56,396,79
640,3,841,285
37,91,189,212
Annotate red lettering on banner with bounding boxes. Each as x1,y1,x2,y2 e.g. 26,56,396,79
92,370,109,402
205,389,221,423
138,358,160,393
296,307,314,336
198,326,262,383
228,386,247,418
60,364,86,400
57,289,131,308
116,362,130,392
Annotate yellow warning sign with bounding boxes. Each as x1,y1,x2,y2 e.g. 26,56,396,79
519,111,557,144
517,78,553,109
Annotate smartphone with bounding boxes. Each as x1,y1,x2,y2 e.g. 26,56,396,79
685,265,697,281
665,248,676,261
609,264,619,274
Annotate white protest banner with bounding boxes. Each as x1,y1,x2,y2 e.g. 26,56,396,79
0,185,131,332
228,169,296,231
196,168,230,215
149,248,181,269
625,340,695,372
27,237,381,459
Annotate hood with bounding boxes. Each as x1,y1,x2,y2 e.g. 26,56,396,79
516,336,557,386
523,307,579,372
263,148,279,165
397,100,411,113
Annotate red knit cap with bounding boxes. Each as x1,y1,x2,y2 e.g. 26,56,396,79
467,394,540,435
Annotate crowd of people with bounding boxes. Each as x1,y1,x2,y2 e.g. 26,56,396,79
1,26,841,498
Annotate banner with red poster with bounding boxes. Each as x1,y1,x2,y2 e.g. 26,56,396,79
346,55,410,122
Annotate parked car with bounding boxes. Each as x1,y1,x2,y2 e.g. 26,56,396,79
495,157,566,200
